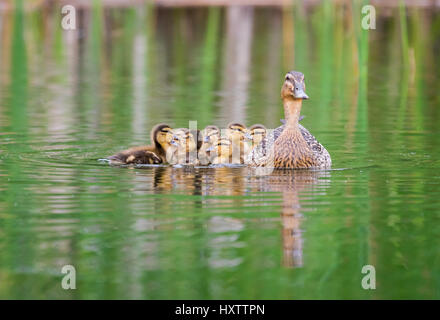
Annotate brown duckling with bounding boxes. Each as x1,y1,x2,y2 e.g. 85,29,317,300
245,124,267,150
226,122,250,160
167,128,199,165
226,122,247,142
207,138,246,165
198,125,220,165
107,123,173,165
245,71,331,168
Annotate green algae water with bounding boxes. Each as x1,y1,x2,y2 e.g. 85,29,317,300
0,3,440,299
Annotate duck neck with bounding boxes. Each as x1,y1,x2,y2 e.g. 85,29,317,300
157,142,168,155
283,97,303,130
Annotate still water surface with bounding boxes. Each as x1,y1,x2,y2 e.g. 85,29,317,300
0,4,439,299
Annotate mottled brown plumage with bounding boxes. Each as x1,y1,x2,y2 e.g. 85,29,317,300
246,71,331,169
107,123,173,165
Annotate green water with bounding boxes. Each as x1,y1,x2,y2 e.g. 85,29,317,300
0,3,440,299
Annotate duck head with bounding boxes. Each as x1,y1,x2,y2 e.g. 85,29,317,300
202,125,220,144
226,122,247,143
151,123,174,151
207,138,232,159
171,128,198,153
281,71,309,100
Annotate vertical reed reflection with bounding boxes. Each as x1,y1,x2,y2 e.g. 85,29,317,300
132,6,148,137
221,6,254,124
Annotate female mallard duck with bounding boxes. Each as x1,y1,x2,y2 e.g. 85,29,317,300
107,123,173,165
208,138,246,165
167,128,199,165
198,125,220,165
246,71,331,169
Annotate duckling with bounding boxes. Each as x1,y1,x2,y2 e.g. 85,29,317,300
166,128,199,165
226,122,250,160
107,123,173,165
246,71,331,168
226,122,247,142
198,125,220,165
245,124,267,150
207,138,246,165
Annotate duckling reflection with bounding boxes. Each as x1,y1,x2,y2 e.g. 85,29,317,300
152,166,174,192
203,166,247,268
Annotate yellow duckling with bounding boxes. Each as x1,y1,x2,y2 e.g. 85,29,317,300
167,128,199,165
226,122,247,142
226,122,249,162
107,123,173,165
198,125,220,165
245,124,267,151
207,138,246,165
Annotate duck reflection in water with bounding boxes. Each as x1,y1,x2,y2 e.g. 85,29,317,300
132,166,330,268
248,169,331,267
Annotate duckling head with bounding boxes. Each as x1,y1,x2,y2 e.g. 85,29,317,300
171,128,198,153
226,122,247,143
246,124,267,146
202,125,220,144
207,138,232,161
281,71,309,100
151,123,174,151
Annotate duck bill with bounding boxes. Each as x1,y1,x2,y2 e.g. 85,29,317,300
295,88,309,100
